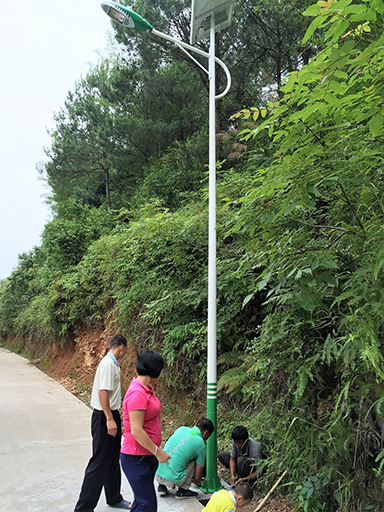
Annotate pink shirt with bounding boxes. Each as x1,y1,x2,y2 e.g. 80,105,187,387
121,376,162,456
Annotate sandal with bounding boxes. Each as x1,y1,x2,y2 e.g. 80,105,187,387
109,499,132,509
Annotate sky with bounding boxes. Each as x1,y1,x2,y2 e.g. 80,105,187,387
0,0,113,280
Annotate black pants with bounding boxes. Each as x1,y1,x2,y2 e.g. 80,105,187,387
74,409,123,512
218,451,257,481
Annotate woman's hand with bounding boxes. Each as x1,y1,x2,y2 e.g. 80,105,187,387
155,446,170,465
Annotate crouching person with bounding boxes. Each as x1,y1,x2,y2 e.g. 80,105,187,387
218,425,263,485
155,418,214,499
202,482,253,512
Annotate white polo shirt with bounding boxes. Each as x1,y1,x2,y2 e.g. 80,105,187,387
90,353,121,411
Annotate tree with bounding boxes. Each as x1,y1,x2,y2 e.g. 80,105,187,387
40,200,114,271
110,0,313,128
44,61,141,209
44,55,207,210
0,249,43,337
223,0,384,509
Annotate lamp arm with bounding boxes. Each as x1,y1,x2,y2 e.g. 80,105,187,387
151,28,231,99
175,42,209,76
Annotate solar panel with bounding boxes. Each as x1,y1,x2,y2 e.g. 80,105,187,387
190,0,234,44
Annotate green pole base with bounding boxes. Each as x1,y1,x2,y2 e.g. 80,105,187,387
204,384,222,493
200,474,222,494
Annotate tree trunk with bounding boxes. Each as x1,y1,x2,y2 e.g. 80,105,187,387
104,167,110,209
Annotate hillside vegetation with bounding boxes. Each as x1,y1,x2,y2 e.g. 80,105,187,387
1,1,384,509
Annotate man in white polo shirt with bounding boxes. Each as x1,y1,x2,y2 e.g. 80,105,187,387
74,334,131,511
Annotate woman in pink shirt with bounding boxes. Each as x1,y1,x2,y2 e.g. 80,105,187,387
120,350,170,511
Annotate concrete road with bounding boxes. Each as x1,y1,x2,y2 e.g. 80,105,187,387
0,348,204,512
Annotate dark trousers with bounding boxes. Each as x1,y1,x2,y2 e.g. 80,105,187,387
120,453,158,512
218,451,257,481
74,409,123,512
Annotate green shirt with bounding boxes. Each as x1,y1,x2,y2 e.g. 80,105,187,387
156,425,206,482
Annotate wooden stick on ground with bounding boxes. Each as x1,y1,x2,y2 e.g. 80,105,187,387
254,469,288,512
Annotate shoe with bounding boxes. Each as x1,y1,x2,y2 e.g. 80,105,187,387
175,488,198,499
157,484,169,496
109,499,131,509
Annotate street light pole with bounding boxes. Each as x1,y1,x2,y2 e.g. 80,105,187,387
101,1,231,493
205,13,221,492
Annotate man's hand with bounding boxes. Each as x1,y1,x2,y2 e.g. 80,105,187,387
193,464,204,487
156,447,171,465
99,389,116,436
229,456,237,485
106,417,117,437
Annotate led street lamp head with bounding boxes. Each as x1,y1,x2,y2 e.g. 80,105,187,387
101,1,153,32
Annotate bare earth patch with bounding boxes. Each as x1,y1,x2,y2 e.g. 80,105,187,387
241,495,293,512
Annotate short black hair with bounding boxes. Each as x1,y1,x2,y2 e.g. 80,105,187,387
109,334,127,349
232,425,248,442
136,350,164,378
196,418,215,434
234,482,253,501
